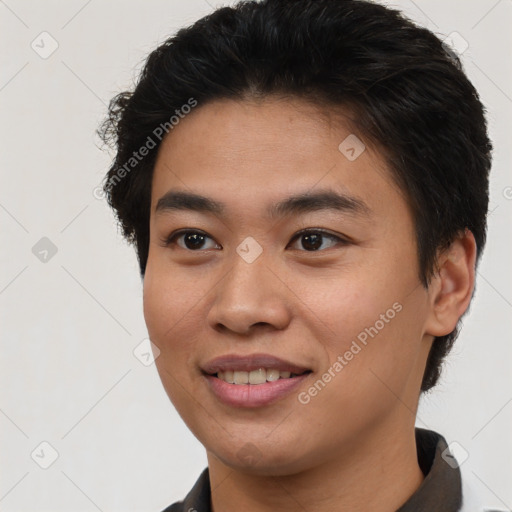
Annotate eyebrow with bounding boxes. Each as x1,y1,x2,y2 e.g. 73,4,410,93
155,189,371,219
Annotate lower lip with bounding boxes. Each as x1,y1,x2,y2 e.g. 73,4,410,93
205,373,310,408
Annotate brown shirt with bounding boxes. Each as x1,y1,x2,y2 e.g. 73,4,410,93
161,428,462,512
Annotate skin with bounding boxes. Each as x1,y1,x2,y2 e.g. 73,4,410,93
143,97,476,512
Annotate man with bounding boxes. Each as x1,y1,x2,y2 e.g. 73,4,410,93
99,0,492,510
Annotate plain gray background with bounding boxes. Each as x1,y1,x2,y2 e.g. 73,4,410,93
1,1,511,511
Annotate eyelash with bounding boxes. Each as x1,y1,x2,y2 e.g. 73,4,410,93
162,228,350,252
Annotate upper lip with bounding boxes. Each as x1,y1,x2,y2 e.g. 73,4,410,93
202,353,312,375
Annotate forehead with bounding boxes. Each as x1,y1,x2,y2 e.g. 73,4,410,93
150,97,401,218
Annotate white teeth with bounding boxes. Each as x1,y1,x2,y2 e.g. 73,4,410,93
266,368,280,381
223,370,234,384
249,368,266,384
216,368,304,384
233,370,249,384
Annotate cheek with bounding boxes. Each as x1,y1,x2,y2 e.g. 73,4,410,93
142,255,225,391
318,289,428,412
302,258,424,392
303,265,399,349
142,261,203,414
143,261,196,381
143,257,206,342
143,265,171,342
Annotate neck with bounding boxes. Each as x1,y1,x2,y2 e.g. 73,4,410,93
207,421,424,512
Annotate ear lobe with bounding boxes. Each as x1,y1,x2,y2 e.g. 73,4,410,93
425,229,477,338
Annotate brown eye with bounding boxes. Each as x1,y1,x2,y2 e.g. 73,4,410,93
289,230,347,251
164,230,220,251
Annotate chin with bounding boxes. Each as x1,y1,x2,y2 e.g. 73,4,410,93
207,437,315,476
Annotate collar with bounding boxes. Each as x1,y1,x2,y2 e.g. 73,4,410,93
396,428,462,511
165,428,462,512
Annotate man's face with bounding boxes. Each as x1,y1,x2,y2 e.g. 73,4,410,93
143,97,434,474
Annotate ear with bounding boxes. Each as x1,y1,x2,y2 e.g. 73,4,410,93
424,229,477,337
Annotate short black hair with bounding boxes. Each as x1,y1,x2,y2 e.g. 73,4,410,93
99,0,492,392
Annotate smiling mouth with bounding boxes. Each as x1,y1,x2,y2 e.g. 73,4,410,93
214,368,312,385
202,355,313,407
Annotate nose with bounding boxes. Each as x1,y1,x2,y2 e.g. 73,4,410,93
206,249,292,336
